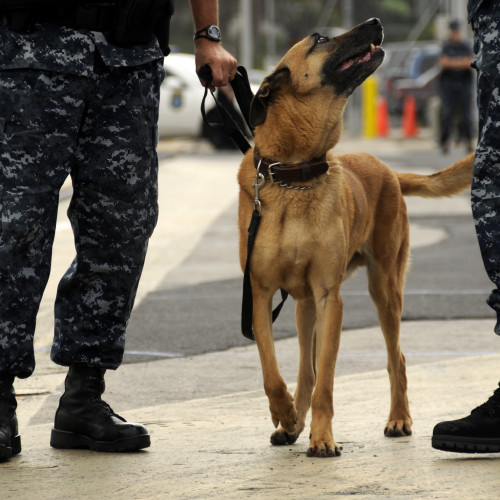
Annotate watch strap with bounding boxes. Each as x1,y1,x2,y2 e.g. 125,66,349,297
194,34,217,41
194,25,221,42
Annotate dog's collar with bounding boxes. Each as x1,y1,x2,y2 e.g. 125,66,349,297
254,150,329,184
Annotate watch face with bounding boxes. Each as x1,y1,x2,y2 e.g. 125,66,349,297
207,25,221,40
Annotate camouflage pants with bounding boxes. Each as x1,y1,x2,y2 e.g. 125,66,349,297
0,55,163,377
471,7,500,334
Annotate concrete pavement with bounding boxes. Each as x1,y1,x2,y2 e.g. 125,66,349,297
2,135,500,499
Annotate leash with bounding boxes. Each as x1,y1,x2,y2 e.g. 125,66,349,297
199,64,253,154
199,65,289,341
240,164,289,340
241,209,289,340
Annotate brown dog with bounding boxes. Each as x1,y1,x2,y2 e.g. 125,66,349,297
237,18,474,458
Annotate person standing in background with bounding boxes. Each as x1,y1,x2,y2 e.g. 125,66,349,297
438,19,475,154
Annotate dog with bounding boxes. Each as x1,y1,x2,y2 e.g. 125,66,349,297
237,18,474,458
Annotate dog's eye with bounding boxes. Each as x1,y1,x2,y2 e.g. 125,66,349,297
316,35,329,44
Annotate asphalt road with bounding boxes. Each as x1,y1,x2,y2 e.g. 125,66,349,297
124,142,495,367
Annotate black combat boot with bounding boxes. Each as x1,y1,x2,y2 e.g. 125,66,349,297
432,383,500,453
0,375,21,461
50,365,150,452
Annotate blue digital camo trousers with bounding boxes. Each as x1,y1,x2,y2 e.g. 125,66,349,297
0,54,163,377
470,3,500,334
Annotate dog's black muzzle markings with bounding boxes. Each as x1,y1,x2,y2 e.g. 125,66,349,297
319,17,385,95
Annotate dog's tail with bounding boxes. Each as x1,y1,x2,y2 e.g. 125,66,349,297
398,152,474,198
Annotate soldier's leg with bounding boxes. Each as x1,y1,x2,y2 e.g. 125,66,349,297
0,69,85,378
470,12,500,335
432,7,500,454
0,68,86,459
49,57,163,453
51,58,163,369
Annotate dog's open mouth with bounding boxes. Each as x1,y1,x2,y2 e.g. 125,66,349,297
321,21,385,95
337,43,384,72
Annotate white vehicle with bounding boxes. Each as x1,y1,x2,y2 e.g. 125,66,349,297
158,53,207,138
158,53,264,139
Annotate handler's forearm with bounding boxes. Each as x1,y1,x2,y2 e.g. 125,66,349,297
188,0,237,89
189,0,220,31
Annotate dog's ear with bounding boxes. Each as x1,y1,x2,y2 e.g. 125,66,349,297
249,67,290,128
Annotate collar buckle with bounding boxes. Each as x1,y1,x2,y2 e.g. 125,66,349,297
267,162,281,183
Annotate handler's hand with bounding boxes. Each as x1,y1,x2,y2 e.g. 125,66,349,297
195,39,237,91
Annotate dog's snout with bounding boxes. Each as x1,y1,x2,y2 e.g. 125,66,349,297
365,18,381,26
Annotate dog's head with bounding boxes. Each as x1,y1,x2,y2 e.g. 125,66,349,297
250,18,384,157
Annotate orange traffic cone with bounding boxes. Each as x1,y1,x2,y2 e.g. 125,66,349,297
376,97,390,137
402,95,418,138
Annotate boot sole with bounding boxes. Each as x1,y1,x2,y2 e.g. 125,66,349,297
432,435,500,453
50,429,150,452
0,435,21,461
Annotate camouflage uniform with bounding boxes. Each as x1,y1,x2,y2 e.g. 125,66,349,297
0,21,165,378
469,0,500,334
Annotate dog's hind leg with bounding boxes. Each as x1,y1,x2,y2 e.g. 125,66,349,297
367,239,412,437
252,285,298,440
271,297,316,446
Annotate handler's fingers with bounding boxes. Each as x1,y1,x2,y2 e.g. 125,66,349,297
228,62,238,82
209,54,238,87
208,62,229,88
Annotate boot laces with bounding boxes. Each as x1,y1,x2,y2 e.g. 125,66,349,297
90,397,115,417
88,394,126,421
84,379,116,418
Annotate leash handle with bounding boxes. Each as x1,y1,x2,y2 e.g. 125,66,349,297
230,66,255,132
199,64,254,154
198,64,255,130
198,64,213,87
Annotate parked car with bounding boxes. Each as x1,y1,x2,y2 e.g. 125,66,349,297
378,42,442,124
158,53,207,138
158,53,264,142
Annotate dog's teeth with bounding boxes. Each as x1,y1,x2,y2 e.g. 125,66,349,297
370,44,375,51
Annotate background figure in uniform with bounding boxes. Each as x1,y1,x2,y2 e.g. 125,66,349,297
0,0,237,461
438,19,475,154
432,0,500,454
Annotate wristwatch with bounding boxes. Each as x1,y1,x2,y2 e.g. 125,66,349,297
194,25,222,42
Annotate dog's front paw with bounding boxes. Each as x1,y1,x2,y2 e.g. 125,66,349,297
384,418,412,437
268,391,297,433
270,428,299,446
306,439,341,458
